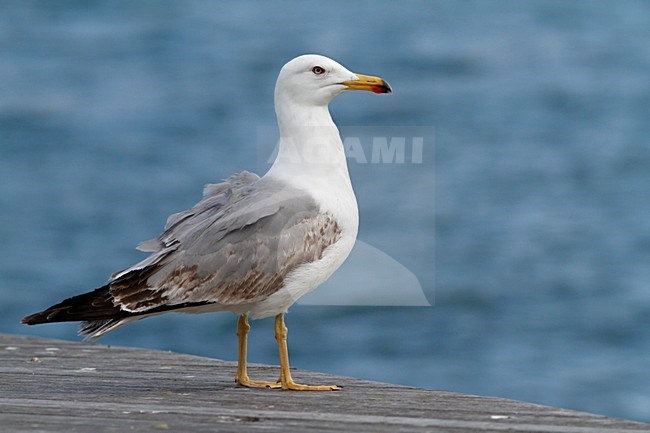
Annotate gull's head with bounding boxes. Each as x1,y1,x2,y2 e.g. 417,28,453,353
275,54,392,107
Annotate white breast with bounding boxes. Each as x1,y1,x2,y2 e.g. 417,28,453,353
250,168,359,319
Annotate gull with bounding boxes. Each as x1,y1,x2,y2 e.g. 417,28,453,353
22,54,392,391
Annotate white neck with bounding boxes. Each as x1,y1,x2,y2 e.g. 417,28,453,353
266,96,351,186
264,94,358,236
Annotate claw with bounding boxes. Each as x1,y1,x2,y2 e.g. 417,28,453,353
236,375,282,389
281,380,341,391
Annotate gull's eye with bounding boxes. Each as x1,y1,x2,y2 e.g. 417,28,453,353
311,66,326,75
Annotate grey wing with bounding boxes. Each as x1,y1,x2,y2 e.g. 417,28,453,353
107,173,342,313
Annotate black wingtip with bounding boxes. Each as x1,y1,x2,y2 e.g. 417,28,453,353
20,285,118,326
21,312,43,325
22,308,66,325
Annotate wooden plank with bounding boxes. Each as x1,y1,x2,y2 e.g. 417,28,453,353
1,334,647,433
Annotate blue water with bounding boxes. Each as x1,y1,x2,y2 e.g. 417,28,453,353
2,0,650,423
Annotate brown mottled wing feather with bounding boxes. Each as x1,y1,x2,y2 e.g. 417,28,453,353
111,180,342,312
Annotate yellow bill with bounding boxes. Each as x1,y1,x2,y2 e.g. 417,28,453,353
341,73,392,94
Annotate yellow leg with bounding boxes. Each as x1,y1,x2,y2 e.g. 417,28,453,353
274,313,341,391
235,314,280,389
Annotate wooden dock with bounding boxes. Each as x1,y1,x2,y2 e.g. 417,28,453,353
1,334,648,432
